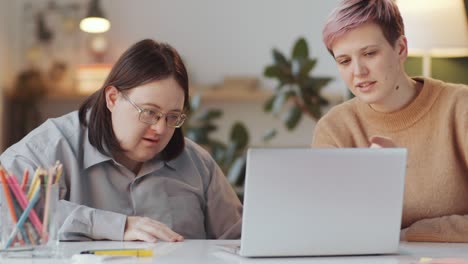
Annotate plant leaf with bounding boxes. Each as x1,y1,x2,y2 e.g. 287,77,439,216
263,95,275,112
272,92,286,115
272,89,296,116
292,38,308,59
210,140,227,163
185,128,208,144
264,64,292,84
284,106,303,130
226,156,246,185
273,49,288,66
262,128,277,142
224,142,238,167
264,65,281,78
303,77,333,92
319,96,329,106
300,59,317,77
310,103,322,120
197,109,223,121
201,123,217,133
230,122,249,150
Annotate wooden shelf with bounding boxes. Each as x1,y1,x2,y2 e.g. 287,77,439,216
39,86,274,103
44,92,89,101
192,86,273,102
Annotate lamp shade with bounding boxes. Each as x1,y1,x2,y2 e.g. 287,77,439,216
398,0,468,58
80,0,111,33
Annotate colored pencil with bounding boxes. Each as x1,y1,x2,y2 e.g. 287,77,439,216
20,168,29,193
4,185,41,249
0,168,18,223
41,167,55,241
27,168,42,200
11,197,26,245
25,223,36,246
6,176,43,234
54,163,63,184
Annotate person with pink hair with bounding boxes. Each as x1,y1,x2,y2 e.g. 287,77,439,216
313,0,468,242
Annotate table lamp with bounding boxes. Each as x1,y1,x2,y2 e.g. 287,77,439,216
397,0,468,77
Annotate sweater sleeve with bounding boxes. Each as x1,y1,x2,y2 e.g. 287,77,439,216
312,119,338,148
405,215,468,242
405,86,468,243
465,109,468,171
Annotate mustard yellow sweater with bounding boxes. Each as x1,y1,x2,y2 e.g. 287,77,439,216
312,77,468,242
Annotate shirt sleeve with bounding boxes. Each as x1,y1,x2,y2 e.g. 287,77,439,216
405,215,468,242
57,200,127,241
0,146,127,241
204,161,242,239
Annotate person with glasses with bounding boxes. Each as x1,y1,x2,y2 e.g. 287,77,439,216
0,39,242,242
313,0,468,242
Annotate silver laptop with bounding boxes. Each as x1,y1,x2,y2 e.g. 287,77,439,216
236,148,407,257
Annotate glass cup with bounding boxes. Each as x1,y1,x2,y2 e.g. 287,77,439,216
0,181,59,258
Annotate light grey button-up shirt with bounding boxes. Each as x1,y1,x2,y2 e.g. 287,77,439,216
0,111,242,241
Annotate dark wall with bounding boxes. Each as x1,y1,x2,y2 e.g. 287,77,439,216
465,0,468,17
405,57,468,85
403,1,468,85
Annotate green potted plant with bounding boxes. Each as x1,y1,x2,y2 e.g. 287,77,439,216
184,94,249,188
263,37,333,138
185,37,334,197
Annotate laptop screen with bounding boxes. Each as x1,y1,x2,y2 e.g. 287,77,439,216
240,148,407,257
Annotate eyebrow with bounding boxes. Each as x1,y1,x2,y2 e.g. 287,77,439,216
334,45,379,60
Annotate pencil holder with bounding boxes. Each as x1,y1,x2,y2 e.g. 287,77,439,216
0,181,59,258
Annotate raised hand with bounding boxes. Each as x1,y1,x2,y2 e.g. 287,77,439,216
369,136,397,148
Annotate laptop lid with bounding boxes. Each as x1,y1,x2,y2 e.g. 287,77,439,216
240,148,407,257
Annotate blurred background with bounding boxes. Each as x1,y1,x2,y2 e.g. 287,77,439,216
0,0,467,189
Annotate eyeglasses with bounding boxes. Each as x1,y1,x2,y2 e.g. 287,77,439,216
120,92,186,128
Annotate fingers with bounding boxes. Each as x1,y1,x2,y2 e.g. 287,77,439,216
124,216,184,242
369,136,397,148
124,216,156,242
138,218,184,242
133,228,158,243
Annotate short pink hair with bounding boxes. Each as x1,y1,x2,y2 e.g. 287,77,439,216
322,0,405,55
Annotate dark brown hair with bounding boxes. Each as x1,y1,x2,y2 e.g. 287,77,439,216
78,39,190,161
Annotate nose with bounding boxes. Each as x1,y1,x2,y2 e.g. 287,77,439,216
150,116,167,134
352,59,368,77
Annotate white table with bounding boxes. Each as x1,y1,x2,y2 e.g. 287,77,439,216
2,240,468,264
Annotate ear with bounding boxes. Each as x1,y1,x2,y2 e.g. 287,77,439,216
105,86,120,112
396,35,408,63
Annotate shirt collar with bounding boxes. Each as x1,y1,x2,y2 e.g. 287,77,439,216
144,153,178,171
165,158,178,170
137,154,177,177
83,129,113,169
